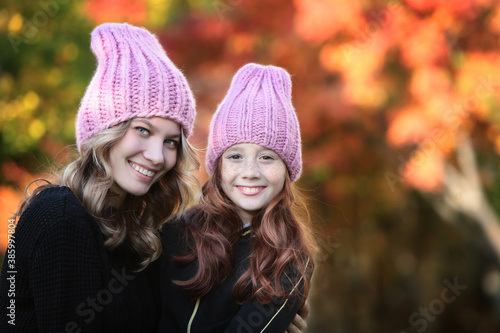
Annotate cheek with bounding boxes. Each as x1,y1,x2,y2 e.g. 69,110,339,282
221,162,238,191
267,165,287,185
221,161,240,179
221,161,236,173
112,133,142,159
220,176,233,199
108,143,124,169
165,150,178,169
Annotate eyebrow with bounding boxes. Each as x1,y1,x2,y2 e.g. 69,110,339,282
224,147,242,154
134,119,181,138
224,146,277,155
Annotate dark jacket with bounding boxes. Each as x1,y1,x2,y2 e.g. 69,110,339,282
0,186,160,332
158,216,306,333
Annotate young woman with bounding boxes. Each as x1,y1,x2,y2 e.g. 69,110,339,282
0,22,199,332
159,63,316,332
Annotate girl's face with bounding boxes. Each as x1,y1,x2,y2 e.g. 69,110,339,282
109,117,180,199
221,143,287,225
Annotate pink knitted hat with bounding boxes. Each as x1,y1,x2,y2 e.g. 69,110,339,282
76,22,196,150
206,63,302,181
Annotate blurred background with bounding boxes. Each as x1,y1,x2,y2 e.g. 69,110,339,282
1,0,500,332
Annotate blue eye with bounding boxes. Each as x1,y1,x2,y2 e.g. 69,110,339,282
135,127,150,135
165,139,179,147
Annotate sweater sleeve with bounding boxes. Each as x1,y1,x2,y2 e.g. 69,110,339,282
29,215,104,332
224,275,306,333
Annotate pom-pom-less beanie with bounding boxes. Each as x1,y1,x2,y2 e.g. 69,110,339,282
206,63,302,181
76,22,196,151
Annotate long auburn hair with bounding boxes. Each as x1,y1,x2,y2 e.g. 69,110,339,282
14,119,201,270
174,157,316,304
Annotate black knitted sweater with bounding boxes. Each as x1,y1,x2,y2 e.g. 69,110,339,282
0,186,160,332
157,216,307,333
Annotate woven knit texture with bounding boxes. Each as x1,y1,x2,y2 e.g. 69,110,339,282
0,186,161,331
206,63,302,181
76,22,196,150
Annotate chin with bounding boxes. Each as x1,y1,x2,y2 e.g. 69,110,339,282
127,187,151,197
241,206,264,213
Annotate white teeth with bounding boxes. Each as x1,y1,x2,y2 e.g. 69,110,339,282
131,163,155,177
240,187,261,193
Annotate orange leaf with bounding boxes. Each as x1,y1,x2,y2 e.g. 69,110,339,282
387,107,433,147
84,0,147,25
294,0,363,43
402,150,444,193
0,187,22,253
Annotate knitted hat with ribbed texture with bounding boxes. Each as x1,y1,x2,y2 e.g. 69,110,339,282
76,22,196,151
206,63,302,181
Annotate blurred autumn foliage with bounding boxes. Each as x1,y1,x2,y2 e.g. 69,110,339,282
2,0,500,331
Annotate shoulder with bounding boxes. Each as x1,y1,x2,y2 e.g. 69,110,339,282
160,207,205,256
16,186,101,241
12,186,107,271
24,186,90,221
160,216,188,253
160,216,185,234
160,206,204,239
29,185,84,209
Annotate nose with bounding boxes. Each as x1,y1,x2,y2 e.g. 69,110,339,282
241,160,260,179
143,141,164,166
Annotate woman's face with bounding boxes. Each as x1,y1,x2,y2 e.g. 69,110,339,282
109,117,180,198
221,143,287,225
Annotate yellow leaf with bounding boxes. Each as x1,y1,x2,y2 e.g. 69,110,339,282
29,119,46,140
23,91,40,113
8,13,23,34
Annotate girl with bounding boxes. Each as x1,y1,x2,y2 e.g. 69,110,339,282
159,63,316,332
0,22,199,332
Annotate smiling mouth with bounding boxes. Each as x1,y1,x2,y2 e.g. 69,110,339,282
236,186,266,195
129,162,157,178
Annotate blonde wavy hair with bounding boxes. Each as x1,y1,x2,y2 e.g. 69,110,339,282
15,119,201,269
